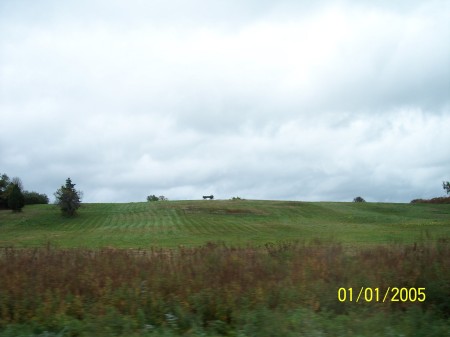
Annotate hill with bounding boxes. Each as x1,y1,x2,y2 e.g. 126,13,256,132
1,200,449,248
1,200,450,336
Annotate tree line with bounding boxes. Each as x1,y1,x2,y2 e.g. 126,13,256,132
1,173,82,216
0,173,49,211
2,171,449,214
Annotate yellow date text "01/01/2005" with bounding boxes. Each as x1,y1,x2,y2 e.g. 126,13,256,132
337,287,426,303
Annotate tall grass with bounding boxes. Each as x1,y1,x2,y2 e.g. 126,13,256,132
1,240,449,336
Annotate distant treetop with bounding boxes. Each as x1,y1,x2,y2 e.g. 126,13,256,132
443,181,450,195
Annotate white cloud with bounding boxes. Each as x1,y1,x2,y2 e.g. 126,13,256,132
1,0,449,202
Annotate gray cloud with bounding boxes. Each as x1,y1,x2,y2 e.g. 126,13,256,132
1,0,449,203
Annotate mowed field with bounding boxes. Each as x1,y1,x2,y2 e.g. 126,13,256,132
0,199,449,248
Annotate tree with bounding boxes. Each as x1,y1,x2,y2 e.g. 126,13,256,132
54,178,82,216
147,195,159,202
147,195,168,201
1,175,24,210
11,177,23,191
443,181,450,195
0,173,11,208
353,196,366,202
147,194,158,202
7,183,25,212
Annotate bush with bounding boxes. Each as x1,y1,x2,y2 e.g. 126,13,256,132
353,196,366,202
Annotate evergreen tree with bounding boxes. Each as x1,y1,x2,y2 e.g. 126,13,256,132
54,178,82,216
7,183,25,212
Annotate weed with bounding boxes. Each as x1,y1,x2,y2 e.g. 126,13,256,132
0,241,449,335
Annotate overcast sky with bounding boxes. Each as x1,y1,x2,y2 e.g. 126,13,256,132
1,0,449,203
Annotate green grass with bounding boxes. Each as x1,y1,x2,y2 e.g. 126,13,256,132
0,200,449,248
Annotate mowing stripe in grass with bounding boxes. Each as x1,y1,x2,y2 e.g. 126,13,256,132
1,201,449,248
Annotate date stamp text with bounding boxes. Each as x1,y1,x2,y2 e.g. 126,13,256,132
338,287,426,303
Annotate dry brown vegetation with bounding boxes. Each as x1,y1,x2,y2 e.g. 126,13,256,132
1,240,449,336
411,196,450,204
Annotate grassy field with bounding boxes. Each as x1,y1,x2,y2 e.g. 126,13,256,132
1,200,449,336
0,200,449,248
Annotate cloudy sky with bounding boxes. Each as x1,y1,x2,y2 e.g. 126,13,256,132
1,0,449,203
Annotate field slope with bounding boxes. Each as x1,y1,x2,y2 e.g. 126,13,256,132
0,200,449,248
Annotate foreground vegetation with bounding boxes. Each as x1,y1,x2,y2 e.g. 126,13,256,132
1,241,449,336
1,200,449,335
1,200,449,248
